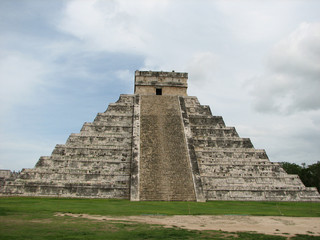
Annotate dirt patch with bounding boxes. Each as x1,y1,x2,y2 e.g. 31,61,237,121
55,213,320,237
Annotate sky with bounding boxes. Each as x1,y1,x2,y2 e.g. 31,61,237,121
1,0,320,171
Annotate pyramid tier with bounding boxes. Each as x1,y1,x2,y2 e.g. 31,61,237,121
181,96,320,201
195,148,268,159
1,95,135,198
190,126,239,137
4,182,129,198
1,92,319,201
207,188,320,201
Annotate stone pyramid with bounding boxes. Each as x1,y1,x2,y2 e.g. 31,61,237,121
1,70,319,201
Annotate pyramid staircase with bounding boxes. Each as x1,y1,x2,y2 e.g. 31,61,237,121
138,95,196,201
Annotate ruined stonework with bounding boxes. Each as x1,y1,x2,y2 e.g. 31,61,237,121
1,70,320,201
1,95,136,198
179,97,319,201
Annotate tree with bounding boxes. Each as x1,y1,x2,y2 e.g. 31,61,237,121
280,162,302,175
307,161,320,192
280,161,320,193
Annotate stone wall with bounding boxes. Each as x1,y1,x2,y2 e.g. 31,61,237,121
134,70,188,96
135,86,187,96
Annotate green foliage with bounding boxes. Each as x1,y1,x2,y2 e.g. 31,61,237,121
281,161,320,192
291,235,320,240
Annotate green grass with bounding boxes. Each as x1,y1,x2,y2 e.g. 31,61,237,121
0,197,320,240
0,197,319,217
0,215,289,240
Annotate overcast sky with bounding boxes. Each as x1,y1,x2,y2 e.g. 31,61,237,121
1,0,320,171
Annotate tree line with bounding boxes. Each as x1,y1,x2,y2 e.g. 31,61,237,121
280,161,320,193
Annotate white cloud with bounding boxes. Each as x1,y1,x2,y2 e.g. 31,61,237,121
0,135,54,171
270,22,320,76
250,22,320,114
187,52,219,85
214,1,298,43
56,0,221,71
0,51,49,114
115,69,132,83
57,0,160,54
1,0,320,171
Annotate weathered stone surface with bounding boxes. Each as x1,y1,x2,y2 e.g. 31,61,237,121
134,70,188,96
179,96,205,202
0,170,18,188
130,95,140,201
139,95,196,201
182,95,320,201
1,94,135,198
1,70,319,201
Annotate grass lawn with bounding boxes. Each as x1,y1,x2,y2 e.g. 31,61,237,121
0,197,320,240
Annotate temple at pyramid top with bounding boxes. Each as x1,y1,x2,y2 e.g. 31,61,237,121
134,70,188,96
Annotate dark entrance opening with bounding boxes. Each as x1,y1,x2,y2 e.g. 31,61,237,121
156,88,162,95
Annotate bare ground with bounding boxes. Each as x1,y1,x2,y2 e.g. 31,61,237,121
55,213,320,237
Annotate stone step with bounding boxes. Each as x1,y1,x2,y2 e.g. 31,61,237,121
200,163,286,174
16,173,129,182
54,144,132,150
66,135,131,146
199,161,281,166
97,112,133,117
198,159,272,164
61,143,132,150
22,164,131,174
189,116,226,127
38,152,130,162
35,158,131,169
185,105,212,116
181,97,201,106
193,138,254,148
199,171,288,178
88,121,133,127
80,123,132,133
203,185,306,191
39,160,130,169
206,189,320,201
36,156,131,168
200,171,290,178
5,179,129,187
94,113,133,123
195,148,268,159
2,183,130,198
191,127,239,137
106,103,133,114
51,145,131,158
202,175,303,185
19,170,130,181
70,132,131,137
114,94,135,104
138,192,196,201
